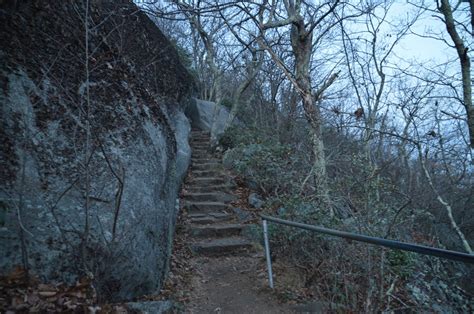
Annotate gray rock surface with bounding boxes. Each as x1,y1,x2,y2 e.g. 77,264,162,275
172,111,192,183
185,98,238,145
277,207,287,216
248,193,264,209
0,1,192,301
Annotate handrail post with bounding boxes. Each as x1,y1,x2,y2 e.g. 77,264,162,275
262,219,274,288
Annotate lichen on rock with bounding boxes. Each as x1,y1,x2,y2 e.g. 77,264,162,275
0,0,193,301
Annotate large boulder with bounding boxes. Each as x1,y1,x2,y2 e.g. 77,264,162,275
186,98,237,145
0,0,192,301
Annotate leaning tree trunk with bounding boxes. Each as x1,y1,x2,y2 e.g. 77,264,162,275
257,1,339,214
292,21,332,212
305,95,331,207
225,53,262,129
439,0,474,151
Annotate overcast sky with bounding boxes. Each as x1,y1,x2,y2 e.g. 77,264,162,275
390,2,470,66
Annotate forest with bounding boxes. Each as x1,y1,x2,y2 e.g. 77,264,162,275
0,0,473,312
148,0,474,311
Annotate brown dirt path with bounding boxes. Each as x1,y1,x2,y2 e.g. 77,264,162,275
186,256,291,313
172,130,294,313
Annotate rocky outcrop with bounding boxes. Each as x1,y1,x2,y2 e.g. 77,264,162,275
0,0,193,301
186,99,238,145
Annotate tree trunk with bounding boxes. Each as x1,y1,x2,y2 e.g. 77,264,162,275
439,0,474,150
284,88,298,142
291,19,331,210
418,145,473,254
225,53,262,128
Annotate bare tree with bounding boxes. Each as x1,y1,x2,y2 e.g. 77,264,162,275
437,0,474,151
172,0,225,105
228,0,354,212
340,1,421,216
217,7,264,127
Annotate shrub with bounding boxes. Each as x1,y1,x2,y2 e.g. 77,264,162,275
219,126,273,150
224,141,300,196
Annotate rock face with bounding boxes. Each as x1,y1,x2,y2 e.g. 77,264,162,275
185,99,235,145
248,193,264,209
0,0,193,301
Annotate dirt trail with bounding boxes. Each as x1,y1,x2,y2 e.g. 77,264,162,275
186,256,290,313
177,130,293,313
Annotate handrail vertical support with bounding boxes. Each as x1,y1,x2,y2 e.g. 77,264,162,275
262,219,274,288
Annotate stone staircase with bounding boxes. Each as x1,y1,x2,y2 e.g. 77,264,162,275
183,130,253,256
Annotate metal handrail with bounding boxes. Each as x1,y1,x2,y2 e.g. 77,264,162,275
260,214,474,288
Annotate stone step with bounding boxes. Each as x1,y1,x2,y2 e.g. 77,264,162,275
183,192,237,203
188,212,231,219
191,162,223,171
191,130,208,134
188,212,233,224
192,170,223,177
191,141,210,145
191,158,220,164
192,147,209,151
188,223,244,238
191,140,210,144
184,201,230,213
191,154,213,160
187,177,228,186
191,237,253,256
191,161,220,166
192,148,210,152
191,158,213,163
192,149,210,155
186,184,234,193
191,158,221,166
192,151,209,155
